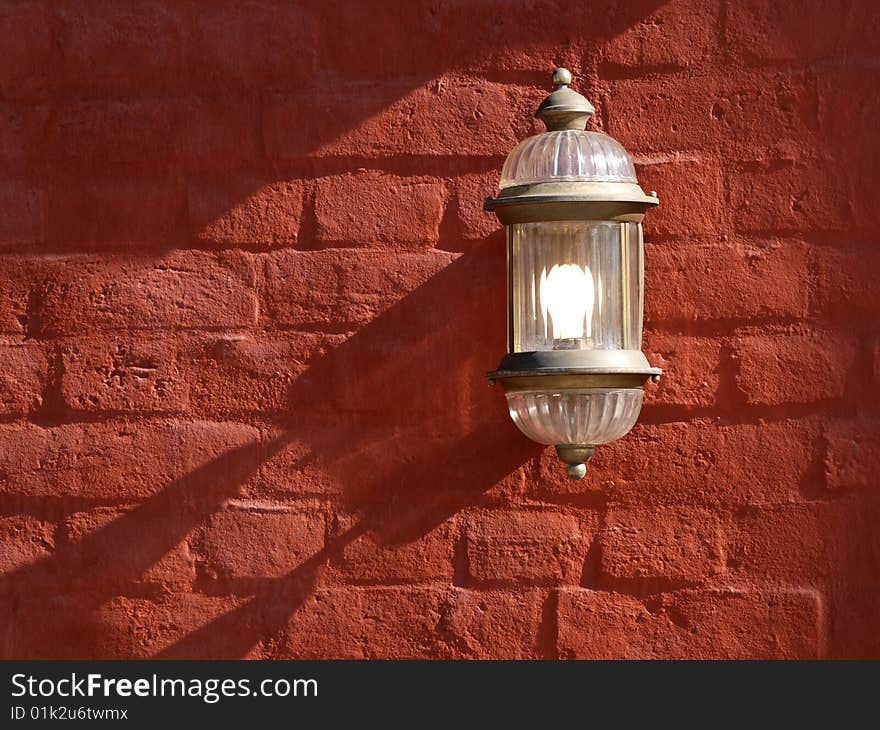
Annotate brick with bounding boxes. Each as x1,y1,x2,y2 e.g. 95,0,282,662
176,96,261,165
247,430,349,499
665,588,823,659
828,586,880,659
2,0,874,663
823,419,880,492
816,72,880,229
263,249,455,329
529,447,606,498
0,516,53,575
56,1,184,94
813,247,880,319
465,510,589,585
713,71,821,161
607,69,834,160
642,332,720,408
0,340,46,416
724,501,880,583
242,415,521,506
441,588,547,659
581,419,820,507
645,240,810,323
558,590,653,660
0,420,260,500
334,512,456,584
48,174,184,248
606,77,723,153
184,331,334,418
817,71,880,157
246,412,520,507
51,98,177,166
51,97,260,168
455,171,502,240
308,3,471,79
63,507,194,591
600,507,724,587
0,594,123,659
315,173,445,246
189,1,317,89
283,586,452,659
311,326,476,421
726,0,878,63
0,1,50,99
0,103,49,170
264,76,534,159
734,329,857,405
194,506,324,581
638,159,722,237
0,256,38,334
188,177,303,247
731,161,853,234
286,411,532,508
266,207,505,423
0,180,44,247
35,251,257,335
557,587,821,659
0,588,355,658
91,594,250,659
602,0,718,69
60,337,188,414
308,2,594,80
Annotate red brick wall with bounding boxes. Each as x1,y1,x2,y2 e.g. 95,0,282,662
1,0,878,659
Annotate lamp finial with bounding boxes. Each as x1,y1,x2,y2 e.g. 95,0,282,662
536,68,595,131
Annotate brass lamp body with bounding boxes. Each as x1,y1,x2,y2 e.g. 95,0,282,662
485,68,661,479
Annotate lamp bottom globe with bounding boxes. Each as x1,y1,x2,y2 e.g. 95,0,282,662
505,387,643,478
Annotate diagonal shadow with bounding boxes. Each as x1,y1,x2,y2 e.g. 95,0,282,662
0,436,296,659
155,234,541,658
154,430,539,659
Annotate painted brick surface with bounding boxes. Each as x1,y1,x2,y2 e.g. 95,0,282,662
314,173,446,246
0,0,876,660
557,587,822,659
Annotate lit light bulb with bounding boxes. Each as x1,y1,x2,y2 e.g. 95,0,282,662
539,263,594,343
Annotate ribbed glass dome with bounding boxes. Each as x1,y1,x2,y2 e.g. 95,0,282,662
499,130,637,189
505,388,643,446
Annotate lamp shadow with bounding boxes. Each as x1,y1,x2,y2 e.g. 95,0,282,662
153,234,543,659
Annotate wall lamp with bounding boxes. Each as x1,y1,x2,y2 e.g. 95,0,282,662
485,69,661,479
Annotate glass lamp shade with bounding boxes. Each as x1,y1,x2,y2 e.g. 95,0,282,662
509,220,642,352
506,388,643,446
500,130,638,189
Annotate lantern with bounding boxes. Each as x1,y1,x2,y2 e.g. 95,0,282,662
485,68,661,479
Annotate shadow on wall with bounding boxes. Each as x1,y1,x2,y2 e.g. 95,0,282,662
153,238,546,658
0,238,541,658
1,0,672,658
